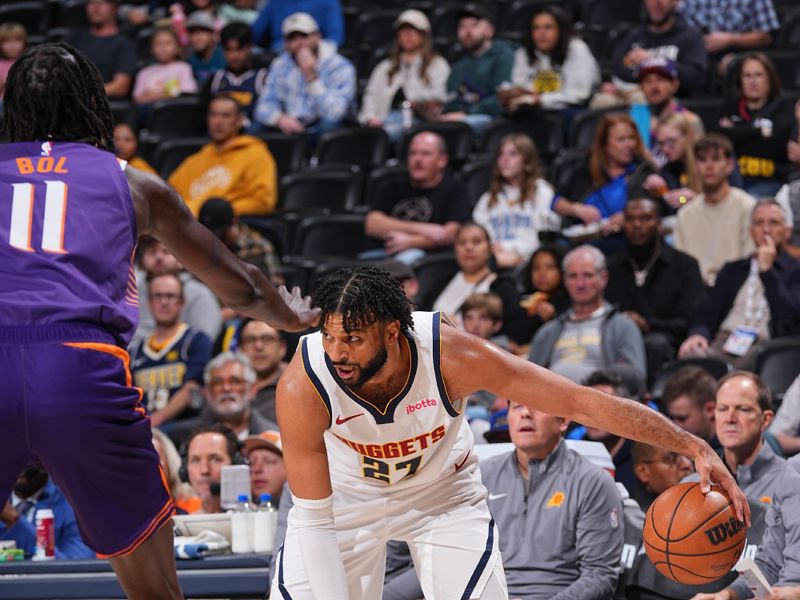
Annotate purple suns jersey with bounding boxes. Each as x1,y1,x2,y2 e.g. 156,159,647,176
0,142,139,344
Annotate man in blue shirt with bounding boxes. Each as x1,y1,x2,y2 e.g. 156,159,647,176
0,466,94,559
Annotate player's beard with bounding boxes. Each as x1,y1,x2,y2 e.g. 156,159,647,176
350,346,389,389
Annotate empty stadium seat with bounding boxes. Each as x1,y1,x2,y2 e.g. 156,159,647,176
351,9,401,50
314,127,391,170
581,0,643,25
59,0,89,29
109,100,136,128
460,157,493,211
292,214,367,256
567,107,618,149
499,0,578,36
145,96,205,137
549,148,592,202
365,163,409,208
755,337,800,401
255,132,307,179
280,166,362,212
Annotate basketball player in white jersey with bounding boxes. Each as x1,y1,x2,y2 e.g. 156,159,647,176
272,266,748,600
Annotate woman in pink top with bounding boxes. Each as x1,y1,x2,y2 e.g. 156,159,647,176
133,26,198,105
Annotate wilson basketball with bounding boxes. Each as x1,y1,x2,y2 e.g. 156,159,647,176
642,482,747,585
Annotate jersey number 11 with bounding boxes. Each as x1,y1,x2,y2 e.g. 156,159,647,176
8,181,68,254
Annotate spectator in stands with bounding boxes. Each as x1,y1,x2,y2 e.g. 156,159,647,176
662,366,721,452
460,292,509,350
113,122,157,174
205,22,269,126
130,272,212,427
152,429,199,513
439,4,514,137
605,196,705,380
679,200,800,369
183,424,241,514
776,123,800,260
675,134,756,286
130,272,213,427
133,26,198,106
170,94,277,216
364,131,468,262
66,0,136,99
186,11,226,87
482,398,623,599
472,133,560,269
198,197,283,287
529,245,647,393
552,112,665,254
236,319,287,423
679,0,780,65
0,22,26,101
502,5,599,116
134,236,223,343
359,10,450,141
252,0,343,51
253,12,355,142
631,442,691,510
518,244,571,346
770,375,800,456
683,372,784,504
656,111,703,212
716,52,793,197
218,0,258,26
0,466,94,559
243,430,286,506
634,57,704,168
610,0,708,97
171,352,278,446
577,370,639,492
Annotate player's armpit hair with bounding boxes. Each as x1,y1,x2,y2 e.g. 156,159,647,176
4,43,114,152
312,266,414,335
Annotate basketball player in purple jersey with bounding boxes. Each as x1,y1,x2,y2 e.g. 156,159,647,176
0,43,318,598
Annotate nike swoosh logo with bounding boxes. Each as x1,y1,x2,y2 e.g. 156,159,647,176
454,450,471,472
335,413,364,425
488,493,508,500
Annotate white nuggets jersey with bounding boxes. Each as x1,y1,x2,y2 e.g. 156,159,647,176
300,311,479,496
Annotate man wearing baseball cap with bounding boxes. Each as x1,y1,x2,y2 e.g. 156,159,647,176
186,11,226,86
254,12,355,142
440,3,515,138
243,431,287,506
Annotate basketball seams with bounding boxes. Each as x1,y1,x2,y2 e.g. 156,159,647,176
664,482,699,582
669,501,735,543
644,536,746,558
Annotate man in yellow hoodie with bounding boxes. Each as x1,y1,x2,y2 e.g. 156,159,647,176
169,94,277,216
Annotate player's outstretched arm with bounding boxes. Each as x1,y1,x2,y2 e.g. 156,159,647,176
276,353,349,600
439,326,750,525
127,167,319,331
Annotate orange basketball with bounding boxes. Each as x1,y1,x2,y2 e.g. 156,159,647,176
642,482,747,585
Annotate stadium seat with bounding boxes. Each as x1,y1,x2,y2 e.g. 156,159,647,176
59,0,89,29
365,163,409,208
255,132,307,180
778,7,800,49
0,2,50,37
398,122,474,168
145,96,205,137
152,137,209,179
567,107,618,149
135,27,155,65
581,0,643,25
755,337,800,401
314,127,391,170
351,9,401,51
280,166,362,212
430,3,463,40
109,100,136,127
499,0,578,36
45,27,69,43
460,157,493,211
292,214,367,256
412,252,460,311
650,358,735,401
679,97,725,131
549,148,592,203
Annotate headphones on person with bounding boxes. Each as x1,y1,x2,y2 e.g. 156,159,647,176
178,424,248,484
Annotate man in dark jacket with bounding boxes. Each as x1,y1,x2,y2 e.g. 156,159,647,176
606,197,705,382
679,200,800,369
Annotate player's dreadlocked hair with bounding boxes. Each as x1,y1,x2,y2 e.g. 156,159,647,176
4,43,114,152
312,266,414,336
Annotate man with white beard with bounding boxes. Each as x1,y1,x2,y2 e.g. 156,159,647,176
168,352,278,446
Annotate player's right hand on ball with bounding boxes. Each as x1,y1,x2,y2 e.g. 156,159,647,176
279,286,321,331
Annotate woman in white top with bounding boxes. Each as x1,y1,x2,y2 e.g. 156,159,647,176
432,223,497,327
472,133,560,269
359,9,450,141
502,5,599,112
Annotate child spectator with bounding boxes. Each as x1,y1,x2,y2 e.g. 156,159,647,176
518,244,570,346
0,23,26,101
113,122,157,175
133,26,198,105
187,11,226,86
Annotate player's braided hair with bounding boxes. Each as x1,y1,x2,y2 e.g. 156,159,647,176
4,43,114,152
312,266,414,336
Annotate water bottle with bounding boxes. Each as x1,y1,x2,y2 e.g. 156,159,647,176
401,100,413,130
253,493,277,553
33,509,55,561
230,494,254,553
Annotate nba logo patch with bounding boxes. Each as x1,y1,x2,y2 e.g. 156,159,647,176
41,142,52,157
610,508,619,529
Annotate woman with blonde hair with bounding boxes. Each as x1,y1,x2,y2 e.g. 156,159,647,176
359,9,450,140
656,111,702,211
554,112,666,252
472,133,560,268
